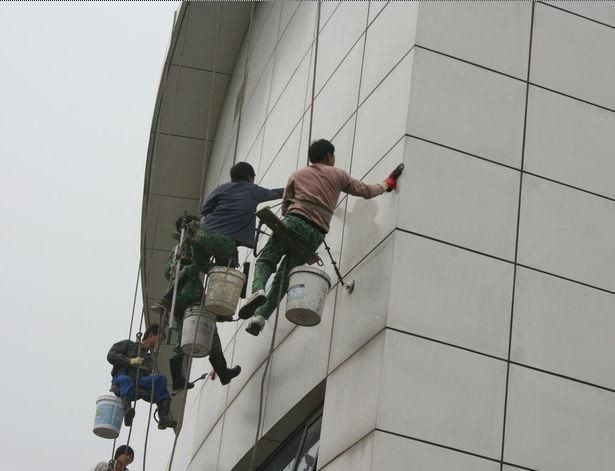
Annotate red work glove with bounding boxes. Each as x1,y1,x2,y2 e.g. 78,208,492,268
384,176,397,192
384,163,405,192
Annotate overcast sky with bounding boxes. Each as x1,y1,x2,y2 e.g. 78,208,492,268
0,2,182,470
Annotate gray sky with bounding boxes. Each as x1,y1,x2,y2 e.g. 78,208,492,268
0,2,181,469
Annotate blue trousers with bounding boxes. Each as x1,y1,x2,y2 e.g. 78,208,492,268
112,373,170,403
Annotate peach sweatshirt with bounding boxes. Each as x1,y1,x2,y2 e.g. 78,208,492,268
281,164,386,233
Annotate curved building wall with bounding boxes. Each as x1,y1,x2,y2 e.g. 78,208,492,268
163,2,615,471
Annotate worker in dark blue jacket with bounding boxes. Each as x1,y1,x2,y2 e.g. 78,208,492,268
152,162,283,319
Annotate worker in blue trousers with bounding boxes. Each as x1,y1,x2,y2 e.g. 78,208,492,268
107,324,177,430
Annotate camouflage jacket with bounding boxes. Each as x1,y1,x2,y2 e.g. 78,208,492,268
165,244,203,311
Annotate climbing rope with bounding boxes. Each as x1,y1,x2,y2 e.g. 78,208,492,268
248,259,289,471
252,0,323,260
143,2,190,315
110,438,117,466
141,309,166,471
117,4,192,464
127,261,142,340
247,6,323,469
123,322,144,453
166,269,212,471
232,2,257,167
167,251,239,470
306,0,322,161
197,2,225,211
164,5,226,468
128,4,195,465
167,221,189,341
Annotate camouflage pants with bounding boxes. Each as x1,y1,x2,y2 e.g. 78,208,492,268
166,230,237,303
252,215,325,320
187,229,238,275
169,229,235,360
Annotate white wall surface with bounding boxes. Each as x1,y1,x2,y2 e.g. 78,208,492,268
173,2,615,470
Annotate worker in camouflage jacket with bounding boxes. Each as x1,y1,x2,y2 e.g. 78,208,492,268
107,324,176,430
164,215,241,389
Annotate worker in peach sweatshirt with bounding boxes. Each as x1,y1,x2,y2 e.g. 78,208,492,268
239,138,402,336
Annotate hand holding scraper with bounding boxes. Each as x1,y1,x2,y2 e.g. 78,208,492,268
384,163,405,192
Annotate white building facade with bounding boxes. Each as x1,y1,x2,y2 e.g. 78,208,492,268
141,2,615,470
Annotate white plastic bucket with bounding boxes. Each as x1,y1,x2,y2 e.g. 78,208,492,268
204,266,246,317
285,266,331,326
181,304,216,358
93,395,123,439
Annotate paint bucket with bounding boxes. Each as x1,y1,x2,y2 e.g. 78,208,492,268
93,395,123,439
285,266,331,326
181,304,216,358
204,266,246,317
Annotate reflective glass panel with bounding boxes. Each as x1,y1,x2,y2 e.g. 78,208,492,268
295,416,322,471
260,430,301,471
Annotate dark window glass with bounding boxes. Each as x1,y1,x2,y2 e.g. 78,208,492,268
260,431,302,471
295,416,321,471
258,410,322,471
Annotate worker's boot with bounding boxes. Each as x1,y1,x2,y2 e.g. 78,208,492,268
209,353,242,385
122,396,135,427
156,399,177,430
169,356,195,392
245,315,265,337
238,289,267,319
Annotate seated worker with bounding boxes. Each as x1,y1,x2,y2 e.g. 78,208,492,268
165,215,242,390
151,161,283,322
90,445,134,471
107,324,177,430
239,139,401,335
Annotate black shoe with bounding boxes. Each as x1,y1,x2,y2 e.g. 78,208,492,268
219,365,241,385
157,399,177,430
121,396,135,427
169,356,195,392
238,290,267,319
245,315,265,337
209,353,242,385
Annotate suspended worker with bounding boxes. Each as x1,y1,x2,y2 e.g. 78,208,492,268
165,214,242,389
151,162,283,313
90,445,134,471
239,139,402,335
107,324,177,430
150,161,282,363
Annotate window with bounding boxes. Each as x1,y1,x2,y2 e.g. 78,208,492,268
259,410,322,471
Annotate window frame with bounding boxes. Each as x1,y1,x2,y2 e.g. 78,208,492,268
257,407,323,471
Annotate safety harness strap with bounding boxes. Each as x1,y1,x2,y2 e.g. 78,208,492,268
286,197,333,219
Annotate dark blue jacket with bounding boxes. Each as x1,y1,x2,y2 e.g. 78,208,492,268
201,181,283,248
